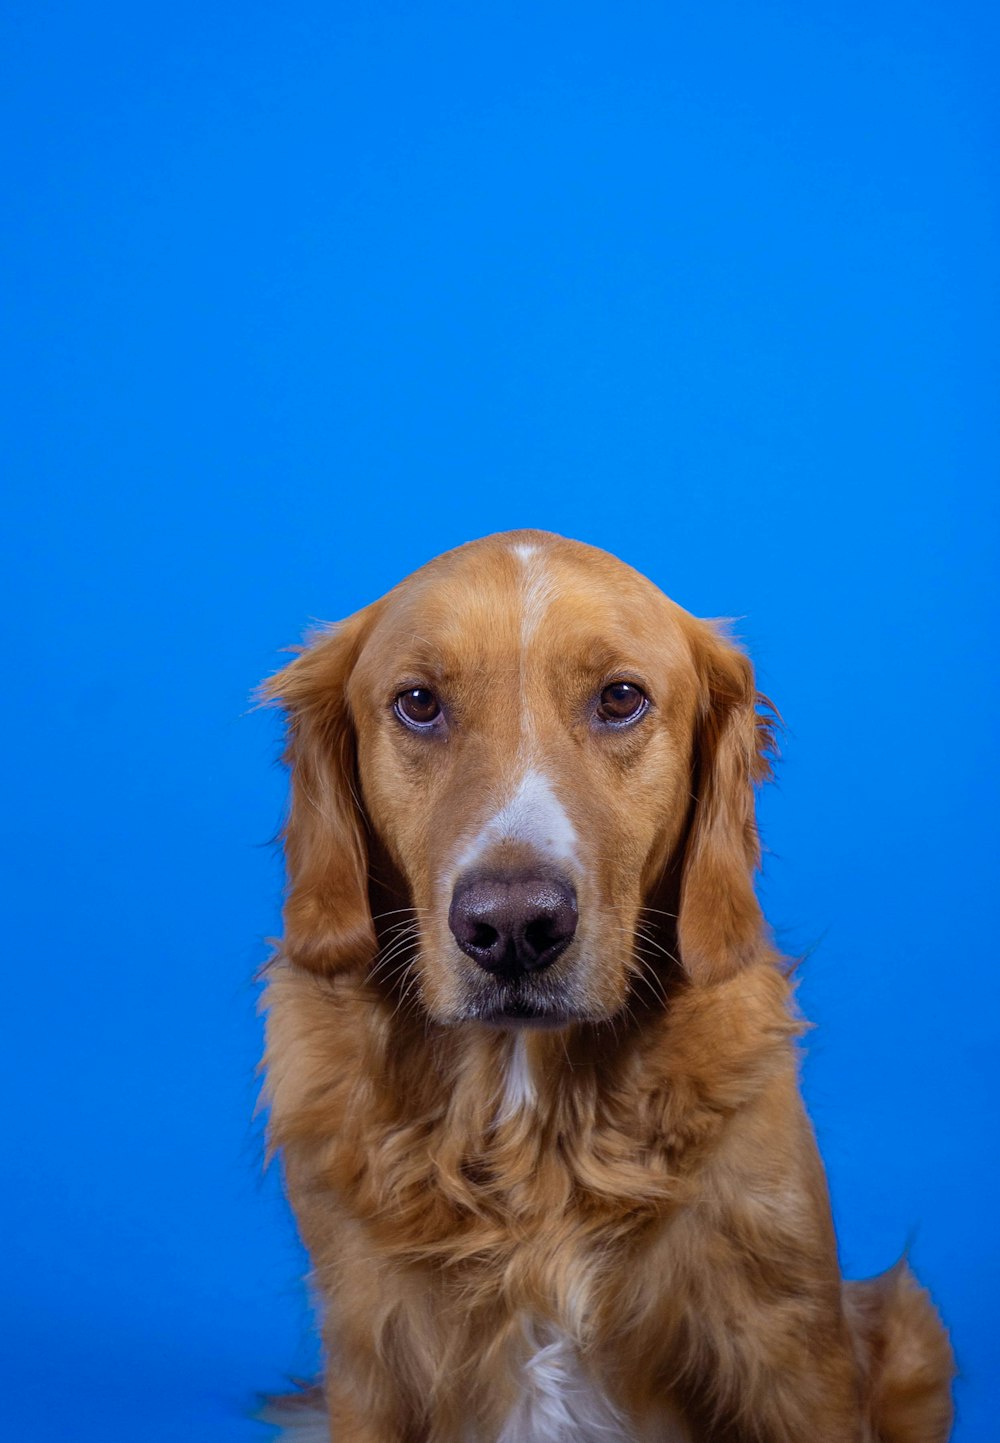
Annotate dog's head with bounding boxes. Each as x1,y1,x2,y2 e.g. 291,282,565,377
265,531,777,1027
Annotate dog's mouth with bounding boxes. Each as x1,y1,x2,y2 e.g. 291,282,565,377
485,999,568,1028
463,977,580,1030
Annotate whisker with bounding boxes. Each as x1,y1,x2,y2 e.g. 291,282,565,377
369,938,421,979
369,952,421,990
369,905,431,923
375,946,421,1004
382,918,423,938
629,951,668,1007
632,950,680,980
629,930,678,962
605,923,678,962
374,920,421,948
390,966,424,1024
368,931,422,978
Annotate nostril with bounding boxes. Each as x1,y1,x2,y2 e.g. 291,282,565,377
471,922,499,951
524,916,558,954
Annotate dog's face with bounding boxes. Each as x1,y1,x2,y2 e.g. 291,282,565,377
267,531,776,1026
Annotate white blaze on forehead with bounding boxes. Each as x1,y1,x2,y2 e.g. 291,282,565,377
454,767,578,873
447,540,577,883
513,540,557,652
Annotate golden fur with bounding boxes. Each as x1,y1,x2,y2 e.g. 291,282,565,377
261,530,954,1442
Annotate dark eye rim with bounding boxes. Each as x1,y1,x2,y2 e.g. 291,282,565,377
595,680,651,728
393,686,444,731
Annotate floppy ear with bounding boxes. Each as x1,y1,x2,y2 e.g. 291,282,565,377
263,610,378,974
677,623,780,985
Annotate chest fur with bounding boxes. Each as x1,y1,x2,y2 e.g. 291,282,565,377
493,1323,690,1443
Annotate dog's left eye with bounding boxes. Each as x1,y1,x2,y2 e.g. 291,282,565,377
394,687,442,729
597,682,648,725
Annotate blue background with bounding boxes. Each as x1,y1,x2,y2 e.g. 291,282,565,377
3,2,996,1438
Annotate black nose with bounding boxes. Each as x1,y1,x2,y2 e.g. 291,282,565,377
448,873,578,978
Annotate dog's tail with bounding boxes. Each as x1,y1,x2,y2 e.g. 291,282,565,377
257,1383,328,1441
844,1261,955,1443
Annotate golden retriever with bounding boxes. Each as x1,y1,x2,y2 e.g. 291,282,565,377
261,530,954,1442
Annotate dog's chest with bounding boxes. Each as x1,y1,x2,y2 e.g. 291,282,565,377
496,1326,629,1443
492,1324,690,1443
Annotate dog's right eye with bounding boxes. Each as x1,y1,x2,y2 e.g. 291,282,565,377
596,681,648,725
394,687,442,729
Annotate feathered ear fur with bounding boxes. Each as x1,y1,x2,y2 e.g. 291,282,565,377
263,609,379,975
677,623,780,984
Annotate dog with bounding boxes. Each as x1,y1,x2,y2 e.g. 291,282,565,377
260,530,954,1442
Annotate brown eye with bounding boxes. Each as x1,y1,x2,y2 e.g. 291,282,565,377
597,681,648,725
394,687,442,728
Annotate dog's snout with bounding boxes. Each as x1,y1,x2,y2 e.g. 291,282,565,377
449,874,578,978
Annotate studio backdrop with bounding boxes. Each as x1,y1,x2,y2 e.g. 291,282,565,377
3,2,996,1439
